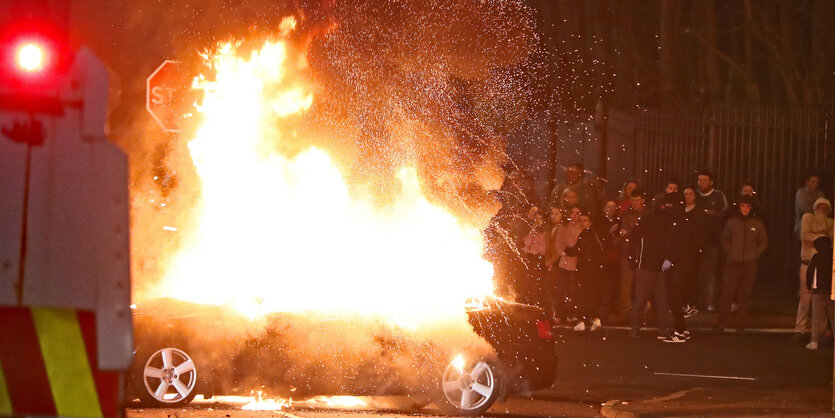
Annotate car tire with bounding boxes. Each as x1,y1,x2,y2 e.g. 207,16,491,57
136,347,199,407
439,358,501,416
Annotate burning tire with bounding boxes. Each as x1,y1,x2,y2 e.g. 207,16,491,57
440,357,501,416
137,347,199,407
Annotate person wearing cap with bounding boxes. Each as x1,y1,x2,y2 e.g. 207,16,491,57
716,195,768,332
794,197,834,340
805,236,833,350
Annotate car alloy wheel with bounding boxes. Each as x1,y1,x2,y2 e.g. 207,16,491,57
441,359,499,415
142,347,198,406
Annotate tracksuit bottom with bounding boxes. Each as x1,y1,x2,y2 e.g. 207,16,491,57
666,267,688,333
630,269,672,334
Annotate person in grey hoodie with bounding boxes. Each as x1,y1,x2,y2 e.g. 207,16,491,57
716,195,768,332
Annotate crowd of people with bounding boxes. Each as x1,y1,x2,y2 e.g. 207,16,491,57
486,165,833,346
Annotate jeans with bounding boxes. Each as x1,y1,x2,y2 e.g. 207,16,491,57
795,263,812,333
698,246,719,309
718,262,757,330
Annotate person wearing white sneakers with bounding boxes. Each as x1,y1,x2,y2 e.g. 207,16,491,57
569,212,605,332
806,236,833,350
627,193,679,339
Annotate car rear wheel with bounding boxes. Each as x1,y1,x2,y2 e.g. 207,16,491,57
440,359,500,416
138,347,199,407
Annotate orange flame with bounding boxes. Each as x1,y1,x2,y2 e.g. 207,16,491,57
149,19,495,327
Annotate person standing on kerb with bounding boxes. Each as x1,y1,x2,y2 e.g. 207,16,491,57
805,236,833,350
715,195,768,333
794,198,833,341
626,192,682,339
695,170,728,312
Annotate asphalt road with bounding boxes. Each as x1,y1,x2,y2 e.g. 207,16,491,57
126,328,833,417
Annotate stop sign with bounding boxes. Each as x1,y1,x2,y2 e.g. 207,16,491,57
146,60,189,132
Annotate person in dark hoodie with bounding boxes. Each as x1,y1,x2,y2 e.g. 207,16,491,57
662,191,698,343
626,192,682,339
716,195,768,332
569,212,605,331
806,236,833,350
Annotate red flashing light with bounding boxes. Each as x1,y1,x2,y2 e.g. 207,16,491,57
16,42,46,73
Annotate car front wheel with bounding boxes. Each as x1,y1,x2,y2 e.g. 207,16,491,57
138,347,199,407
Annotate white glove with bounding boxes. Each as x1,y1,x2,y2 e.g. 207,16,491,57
662,260,673,272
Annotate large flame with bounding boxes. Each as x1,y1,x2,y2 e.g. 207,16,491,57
154,21,495,326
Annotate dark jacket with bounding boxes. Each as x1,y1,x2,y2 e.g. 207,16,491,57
628,208,684,272
570,228,604,274
806,237,833,295
720,214,768,264
597,215,621,263
619,207,645,254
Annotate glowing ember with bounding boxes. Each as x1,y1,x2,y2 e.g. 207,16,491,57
300,396,367,409
240,398,292,411
152,19,495,325
452,354,466,372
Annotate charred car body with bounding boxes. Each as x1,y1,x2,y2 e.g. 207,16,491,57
127,297,556,415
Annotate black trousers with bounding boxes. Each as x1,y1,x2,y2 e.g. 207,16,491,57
630,269,673,333
578,269,604,322
666,267,688,333
600,261,619,320
679,252,701,308
553,268,578,319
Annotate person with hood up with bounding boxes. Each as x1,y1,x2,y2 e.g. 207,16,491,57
805,236,833,350
716,195,768,332
626,192,682,339
794,198,834,340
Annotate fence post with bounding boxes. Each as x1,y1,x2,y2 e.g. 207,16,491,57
707,108,716,170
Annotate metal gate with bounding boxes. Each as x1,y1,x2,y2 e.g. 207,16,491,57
606,104,835,289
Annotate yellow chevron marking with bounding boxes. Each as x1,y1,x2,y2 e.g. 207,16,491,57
31,308,102,417
0,356,12,415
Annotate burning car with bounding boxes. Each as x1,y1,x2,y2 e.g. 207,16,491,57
126,296,556,415
128,14,554,416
